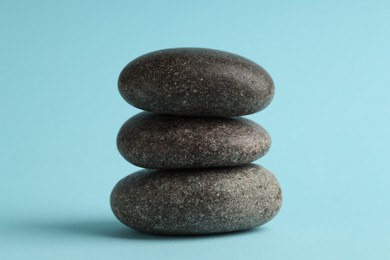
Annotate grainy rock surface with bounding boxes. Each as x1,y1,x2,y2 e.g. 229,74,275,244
117,112,271,169
110,164,282,235
118,48,274,117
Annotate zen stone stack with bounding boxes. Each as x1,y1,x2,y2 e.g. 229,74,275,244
111,48,282,235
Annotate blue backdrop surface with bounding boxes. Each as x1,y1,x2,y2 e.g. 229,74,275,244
1,1,389,259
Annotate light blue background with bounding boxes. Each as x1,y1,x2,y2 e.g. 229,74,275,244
1,0,389,259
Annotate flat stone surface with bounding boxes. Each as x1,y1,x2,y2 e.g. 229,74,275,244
117,112,271,169
118,48,274,116
110,164,282,235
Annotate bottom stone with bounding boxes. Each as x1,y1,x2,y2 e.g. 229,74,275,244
110,164,282,235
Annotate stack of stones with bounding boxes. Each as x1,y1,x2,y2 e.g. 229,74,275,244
111,48,282,235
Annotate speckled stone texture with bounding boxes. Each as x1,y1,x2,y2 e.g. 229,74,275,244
118,48,274,117
117,112,271,169
110,164,282,235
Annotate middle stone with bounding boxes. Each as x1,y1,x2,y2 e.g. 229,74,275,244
117,112,271,169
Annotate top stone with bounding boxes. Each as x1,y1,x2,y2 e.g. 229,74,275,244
118,48,274,117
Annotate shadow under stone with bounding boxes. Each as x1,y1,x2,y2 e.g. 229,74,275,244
17,219,268,241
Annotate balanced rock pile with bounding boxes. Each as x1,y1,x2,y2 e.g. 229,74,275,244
111,48,282,235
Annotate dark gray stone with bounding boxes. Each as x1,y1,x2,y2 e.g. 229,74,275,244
117,112,271,169
118,48,274,117
110,164,282,235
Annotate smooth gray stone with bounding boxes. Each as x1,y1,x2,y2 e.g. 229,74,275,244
110,164,282,235
117,112,271,169
118,48,274,117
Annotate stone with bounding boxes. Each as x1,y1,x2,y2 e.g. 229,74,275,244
110,164,282,235
117,112,271,169
118,48,274,117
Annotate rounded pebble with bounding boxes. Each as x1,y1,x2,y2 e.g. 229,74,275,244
117,112,271,169
118,48,274,116
110,164,282,235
